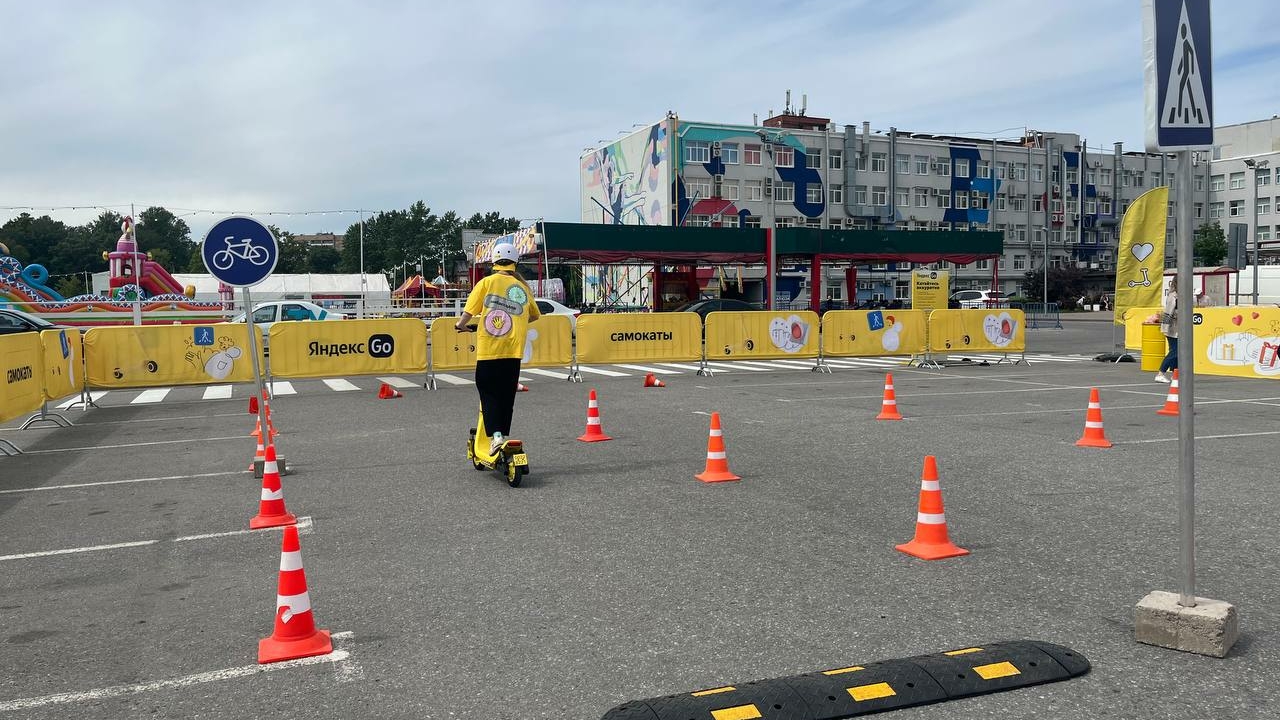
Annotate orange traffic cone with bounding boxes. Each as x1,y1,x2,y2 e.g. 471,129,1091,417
377,382,403,399
577,389,612,442
1157,369,1180,416
250,444,297,530
643,373,666,388
876,373,903,420
258,524,332,664
1075,387,1113,448
517,382,529,392
695,412,740,483
250,415,279,441
895,455,968,560
249,436,266,472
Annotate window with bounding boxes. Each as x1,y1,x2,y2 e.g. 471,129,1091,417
744,144,762,165
872,186,887,205
854,185,867,204
686,178,711,200
744,216,762,228
685,141,710,164
871,152,888,172
1051,229,1063,244
1014,162,1028,180
1229,172,1245,190
1101,168,1113,185
1259,171,1273,187
775,217,796,228
1229,200,1244,217
1100,196,1113,214
804,218,823,229
1032,164,1044,182
1209,201,1224,218
1258,197,1271,215
915,155,930,175
1033,195,1044,212
1086,169,1096,185
722,181,739,201
774,146,794,168
896,154,910,174
1209,174,1225,191
775,181,795,202
855,153,867,171
252,306,277,324
896,188,910,207
971,191,988,209
937,192,951,209
1167,201,1175,217
686,214,711,227
1014,225,1027,243
976,259,990,270
1133,171,1143,187
1085,198,1096,214
828,149,843,169
955,158,970,178
1193,202,1204,219
745,180,763,201
1194,174,1204,191
1052,198,1063,214
998,257,1006,270
829,184,843,204
1013,254,1027,270
935,158,951,176
720,215,740,228
976,160,989,179
1258,226,1272,242
997,161,1009,179
806,184,823,204
1120,200,1131,214
995,194,1006,211
1066,168,1079,185
1052,164,1062,183
806,148,821,168
721,143,739,165
1010,194,1027,211
914,188,929,207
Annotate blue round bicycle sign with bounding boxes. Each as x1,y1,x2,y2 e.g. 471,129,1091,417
201,216,279,287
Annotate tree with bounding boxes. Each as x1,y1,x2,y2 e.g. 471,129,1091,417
270,226,311,273
308,246,341,273
1194,222,1227,266
53,275,88,298
136,207,197,272
465,211,521,236
1022,265,1087,306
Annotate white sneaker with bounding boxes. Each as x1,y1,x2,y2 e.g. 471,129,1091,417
1155,373,1170,383
489,432,505,454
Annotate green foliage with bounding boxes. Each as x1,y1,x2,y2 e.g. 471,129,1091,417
0,208,188,276
308,246,341,273
53,275,88,298
1194,222,1227,266
1022,264,1088,306
338,202,520,280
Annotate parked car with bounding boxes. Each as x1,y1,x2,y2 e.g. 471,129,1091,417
949,290,1008,309
672,298,758,319
534,298,580,331
231,301,347,335
0,308,67,335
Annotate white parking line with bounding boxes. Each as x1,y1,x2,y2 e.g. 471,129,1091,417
0,517,313,562
23,435,245,455
56,391,108,409
433,374,473,386
322,379,360,392
0,630,354,712
612,364,681,375
377,376,417,388
0,470,247,495
269,381,297,396
130,388,171,404
656,362,711,372
703,361,770,372
523,368,571,379
574,366,630,377
203,385,233,400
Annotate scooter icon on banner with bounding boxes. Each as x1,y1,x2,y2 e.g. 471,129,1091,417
1128,267,1153,288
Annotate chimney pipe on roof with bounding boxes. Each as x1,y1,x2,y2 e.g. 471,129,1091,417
801,93,807,115
753,113,758,126
785,89,791,113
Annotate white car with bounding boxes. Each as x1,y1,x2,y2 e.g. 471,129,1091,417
535,298,580,331
949,290,1009,309
232,301,347,335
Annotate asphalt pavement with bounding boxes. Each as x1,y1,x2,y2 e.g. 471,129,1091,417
1,315,1276,719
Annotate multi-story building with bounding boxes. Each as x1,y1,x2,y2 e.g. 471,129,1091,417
295,232,345,252
1201,117,1280,264
579,102,1275,303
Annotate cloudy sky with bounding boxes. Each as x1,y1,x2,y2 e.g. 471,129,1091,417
3,0,1277,241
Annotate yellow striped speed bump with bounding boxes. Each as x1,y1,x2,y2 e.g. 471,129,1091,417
599,640,1089,719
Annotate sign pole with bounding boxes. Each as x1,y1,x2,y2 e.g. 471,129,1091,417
243,285,267,412
1175,149,1196,607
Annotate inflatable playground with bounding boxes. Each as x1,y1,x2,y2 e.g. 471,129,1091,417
0,217,228,325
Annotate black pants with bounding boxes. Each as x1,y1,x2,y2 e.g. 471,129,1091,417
475,358,521,436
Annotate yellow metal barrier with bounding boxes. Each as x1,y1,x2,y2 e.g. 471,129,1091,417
429,317,477,372
575,313,702,365
83,324,257,388
704,310,820,360
269,318,427,379
821,310,927,357
1,333,45,423
40,329,83,402
926,309,1027,354
428,314,573,375
1192,306,1280,379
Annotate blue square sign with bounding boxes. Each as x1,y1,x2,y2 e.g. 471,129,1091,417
194,327,215,346
868,311,885,332
1144,0,1213,150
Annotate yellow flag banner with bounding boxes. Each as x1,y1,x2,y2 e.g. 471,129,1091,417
1113,186,1168,325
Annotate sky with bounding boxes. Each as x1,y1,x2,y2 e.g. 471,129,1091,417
2,0,1278,243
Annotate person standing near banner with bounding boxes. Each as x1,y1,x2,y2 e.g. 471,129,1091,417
454,243,540,454
1156,277,1179,383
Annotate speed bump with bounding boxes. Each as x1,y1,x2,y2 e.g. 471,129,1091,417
600,640,1089,719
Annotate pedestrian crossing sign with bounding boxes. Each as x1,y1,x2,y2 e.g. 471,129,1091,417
1143,0,1213,151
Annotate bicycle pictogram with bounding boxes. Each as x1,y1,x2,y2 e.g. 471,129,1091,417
210,236,270,271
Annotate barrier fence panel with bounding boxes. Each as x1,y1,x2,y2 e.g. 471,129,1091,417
428,316,476,372
1015,302,1063,329
524,314,573,369
83,324,258,388
703,310,821,363
1192,306,1280,379
268,318,427,379
575,313,702,366
1,333,44,425
926,309,1027,360
821,309,927,358
40,328,83,402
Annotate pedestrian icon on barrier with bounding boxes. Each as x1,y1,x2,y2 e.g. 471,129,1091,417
194,326,215,346
1163,6,1207,128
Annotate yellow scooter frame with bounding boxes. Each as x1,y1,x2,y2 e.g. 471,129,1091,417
468,406,529,487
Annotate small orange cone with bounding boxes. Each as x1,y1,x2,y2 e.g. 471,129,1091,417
249,395,259,414
876,373,903,420
249,436,266,472
258,524,332,664
643,373,666,388
1157,369,1180,416
895,455,968,560
577,389,612,442
695,412,740,483
517,382,529,392
250,444,297,529
250,416,279,441
377,382,403,399
1075,387,1113,448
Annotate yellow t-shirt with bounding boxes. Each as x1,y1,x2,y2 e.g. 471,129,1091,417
463,271,541,360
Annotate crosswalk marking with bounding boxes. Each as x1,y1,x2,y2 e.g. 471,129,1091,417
433,374,473,386
737,360,811,370
56,391,108,409
612,364,680,375
131,388,171,404
656,362,712,372
825,357,904,368
322,379,360,392
573,366,630,377
269,381,297,396
523,368,571,379
203,385,233,400
703,361,769,372
377,376,417,388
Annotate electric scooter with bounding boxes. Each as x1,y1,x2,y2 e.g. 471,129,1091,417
457,325,529,487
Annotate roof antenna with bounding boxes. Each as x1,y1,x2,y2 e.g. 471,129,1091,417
785,89,791,114
801,93,807,116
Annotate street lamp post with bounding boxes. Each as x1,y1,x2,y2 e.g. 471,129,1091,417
1245,159,1270,304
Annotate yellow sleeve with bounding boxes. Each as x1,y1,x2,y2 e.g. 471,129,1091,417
528,292,541,322
463,277,488,317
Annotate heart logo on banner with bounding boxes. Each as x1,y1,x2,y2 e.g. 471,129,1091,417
1232,315,1244,326
1131,243,1154,261
1252,312,1261,319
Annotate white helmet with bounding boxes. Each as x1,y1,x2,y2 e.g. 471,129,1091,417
490,242,519,265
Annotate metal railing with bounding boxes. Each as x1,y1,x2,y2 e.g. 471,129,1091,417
1011,302,1063,329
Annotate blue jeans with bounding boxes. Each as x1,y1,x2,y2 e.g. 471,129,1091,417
1160,336,1178,373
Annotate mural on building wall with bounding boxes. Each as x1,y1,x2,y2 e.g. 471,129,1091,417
944,146,1003,226
677,126,824,226
580,120,671,225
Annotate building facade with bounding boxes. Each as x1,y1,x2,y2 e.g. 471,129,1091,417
1201,117,1280,264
